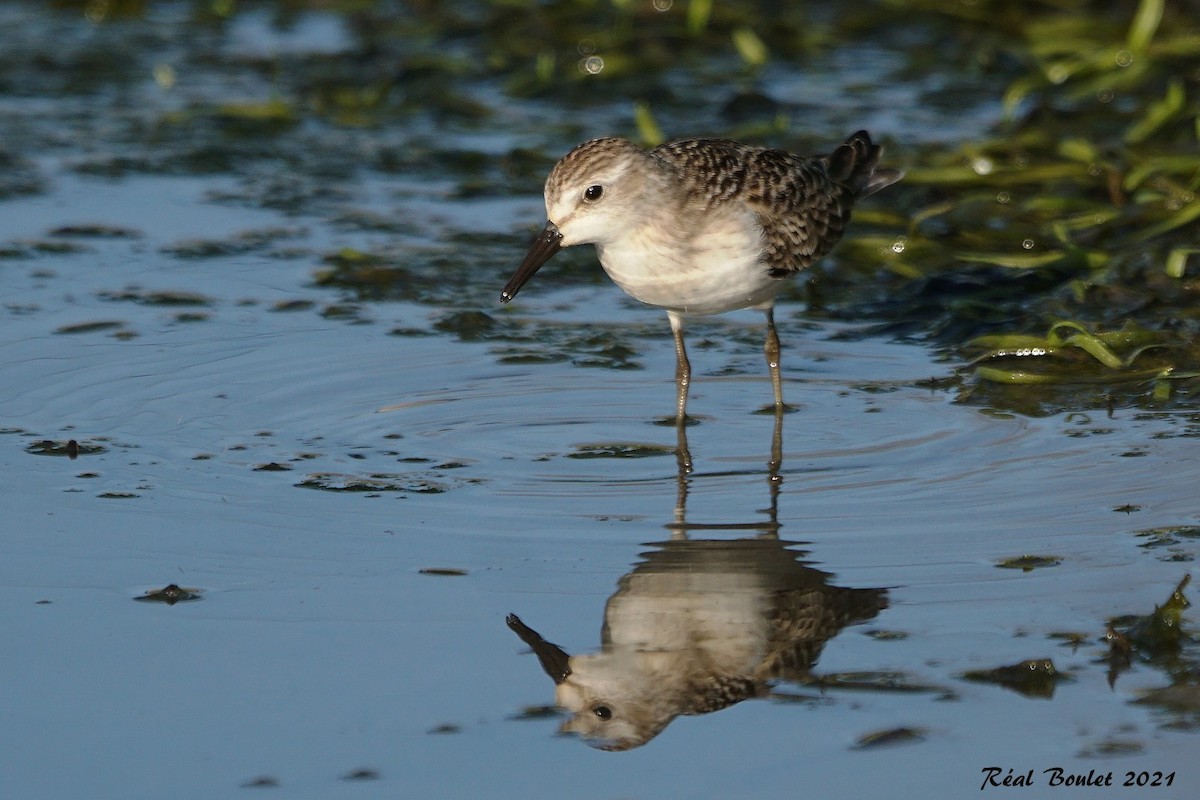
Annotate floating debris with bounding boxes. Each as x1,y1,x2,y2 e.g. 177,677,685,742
98,289,212,306
54,320,127,335
295,472,448,494
962,658,1067,698
339,768,380,782
996,554,1062,571
173,311,209,323
270,299,316,312
48,224,141,238
863,629,909,641
419,568,468,577
1133,527,1200,562
26,439,104,458
566,442,675,459
134,584,202,605
854,726,928,749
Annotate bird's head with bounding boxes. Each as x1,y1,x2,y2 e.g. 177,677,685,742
501,138,654,303
506,612,672,751
553,653,672,751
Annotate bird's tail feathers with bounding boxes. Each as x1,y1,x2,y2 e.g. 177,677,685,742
827,130,902,198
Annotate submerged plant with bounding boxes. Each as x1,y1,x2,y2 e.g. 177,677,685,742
966,321,1177,384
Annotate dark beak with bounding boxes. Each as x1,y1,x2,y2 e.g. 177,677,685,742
506,613,571,684
500,222,563,303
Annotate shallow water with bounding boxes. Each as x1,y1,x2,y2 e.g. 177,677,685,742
2,3,1198,799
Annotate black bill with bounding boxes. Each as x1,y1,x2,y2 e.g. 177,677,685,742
500,222,562,303
506,613,571,684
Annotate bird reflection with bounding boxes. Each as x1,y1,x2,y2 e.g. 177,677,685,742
508,412,888,750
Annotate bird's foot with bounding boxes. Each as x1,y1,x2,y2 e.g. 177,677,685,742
652,413,701,428
753,403,799,416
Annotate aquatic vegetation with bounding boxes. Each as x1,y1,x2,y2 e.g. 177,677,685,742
872,0,1199,371
962,658,1068,698
967,321,1177,382
1135,526,1200,562
1111,573,1192,655
10,0,1200,411
5,4,1200,787
1106,575,1197,709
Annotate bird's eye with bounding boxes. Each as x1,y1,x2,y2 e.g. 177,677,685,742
583,185,604,202
593,705,612,720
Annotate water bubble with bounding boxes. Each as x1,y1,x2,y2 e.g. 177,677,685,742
1022,239,1035,250
1087,164,1103,177
890,236,907,254
1114,50,1133,67
996,191,1011,204
577,39,596,56
579,56,605,75
653,0,674,10
152,63,176,90
970,157,994,176
1097,89,1114,103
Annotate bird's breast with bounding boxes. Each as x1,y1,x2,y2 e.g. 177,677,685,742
595,211,783,316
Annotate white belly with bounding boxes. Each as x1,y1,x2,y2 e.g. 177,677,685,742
595,212,783,316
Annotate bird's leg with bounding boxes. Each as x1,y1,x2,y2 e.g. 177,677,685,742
669,311,691,424
670,421,692,540
674,404,694,476
764,306,785,410
763,402,783,537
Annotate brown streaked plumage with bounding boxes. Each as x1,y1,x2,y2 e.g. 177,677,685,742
502,131,902,420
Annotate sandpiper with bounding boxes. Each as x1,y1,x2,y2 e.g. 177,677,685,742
501,131,901,420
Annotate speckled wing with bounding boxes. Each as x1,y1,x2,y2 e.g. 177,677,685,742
757,585,889,683
682,674,762,715
652,135,880,278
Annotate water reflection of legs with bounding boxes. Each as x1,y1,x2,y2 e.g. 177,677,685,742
509,408,887,750
670,406,784,540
